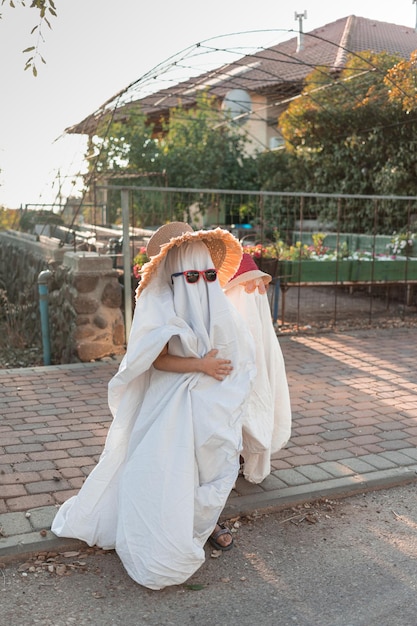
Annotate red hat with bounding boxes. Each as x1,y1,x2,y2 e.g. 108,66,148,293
224,253,272,291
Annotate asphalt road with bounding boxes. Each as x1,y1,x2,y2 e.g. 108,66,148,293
2,483,417,626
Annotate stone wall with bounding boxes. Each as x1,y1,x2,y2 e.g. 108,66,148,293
0,231,126,364
0,231,54,355
62,252,125,362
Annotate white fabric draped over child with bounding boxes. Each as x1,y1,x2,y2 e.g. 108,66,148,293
52,241,256,590
225,280,291,484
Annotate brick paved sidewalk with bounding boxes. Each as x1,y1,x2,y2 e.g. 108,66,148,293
0,361,117,514
1,328,417,522
230,327,417,514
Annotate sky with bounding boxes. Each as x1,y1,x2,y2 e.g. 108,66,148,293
0,0,416,209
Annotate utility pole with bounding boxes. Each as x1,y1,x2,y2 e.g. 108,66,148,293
414,0,417,32
295,10,307,52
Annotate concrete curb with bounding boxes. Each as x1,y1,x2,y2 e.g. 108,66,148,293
0,532,85,563
0,505,84,562
2,467,417,564
224,466,417,517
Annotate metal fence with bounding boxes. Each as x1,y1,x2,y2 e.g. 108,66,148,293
95,185,417,334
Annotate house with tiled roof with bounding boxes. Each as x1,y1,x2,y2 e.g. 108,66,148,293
68,15,417,155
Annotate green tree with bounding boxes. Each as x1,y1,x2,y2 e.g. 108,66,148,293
274,51,417,232
89,108,159,174
385,50,417,114
159,93,259,224
160,92,258,190
87,92,260,225
85,108,164,224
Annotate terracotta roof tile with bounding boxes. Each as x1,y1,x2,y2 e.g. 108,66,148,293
347,15,417,57
68,16,417,135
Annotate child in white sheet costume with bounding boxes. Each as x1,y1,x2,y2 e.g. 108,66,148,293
51,223,256,590
224,253,292,484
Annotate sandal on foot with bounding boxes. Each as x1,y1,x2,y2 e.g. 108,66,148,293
208,523,234,551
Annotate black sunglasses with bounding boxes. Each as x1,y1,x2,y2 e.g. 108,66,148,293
171,269,218,284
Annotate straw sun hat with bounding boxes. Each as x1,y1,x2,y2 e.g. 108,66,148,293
136,222,243,295
224,253,272,291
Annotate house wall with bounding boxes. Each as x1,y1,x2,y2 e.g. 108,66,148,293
243,93,269,154
242,93,286,154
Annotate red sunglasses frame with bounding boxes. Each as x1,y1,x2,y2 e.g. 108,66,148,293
171,269,218,284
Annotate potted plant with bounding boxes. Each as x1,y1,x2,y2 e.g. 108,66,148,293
132,247,150,280
386,231,416,257
242,243,281,275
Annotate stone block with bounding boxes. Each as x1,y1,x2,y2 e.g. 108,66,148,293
75,315,90,326
63,251,113,272
27,506,60,531
101,281,123,308
0,512,32,536
93,313,109,329
77,340,113,362
113,321,125,345
73,274,99,293
73,295,100,314
74,325,96,340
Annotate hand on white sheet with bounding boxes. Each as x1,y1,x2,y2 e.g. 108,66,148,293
153,345,232,381
200,349,233,381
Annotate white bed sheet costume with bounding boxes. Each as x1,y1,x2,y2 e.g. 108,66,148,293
52,224,256,590
224,253,292,485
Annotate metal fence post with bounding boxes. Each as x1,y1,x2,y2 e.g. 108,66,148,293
121,189,132,339
37,269,52,365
